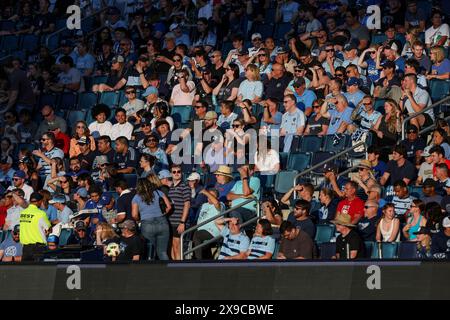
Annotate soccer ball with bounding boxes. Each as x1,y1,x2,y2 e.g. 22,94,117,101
106,242,120,257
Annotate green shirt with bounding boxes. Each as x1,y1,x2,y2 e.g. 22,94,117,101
230,177,261,212
19,204,51,245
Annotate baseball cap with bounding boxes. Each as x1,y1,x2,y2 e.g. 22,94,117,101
49,193,66,204
237,48,249,56
77,136,89,145
141,117,152,125
422,146,432,157
293,78,306,88
158,170,172,180
47,234,59,244
99,193,112,206
381,60,396,70
13,225,20,234
95,155,110,166
47,122,60,130
75,187,88,198
13,170,26,179
75,220,87,230
442,216,450,228
204,111,218,120
187,172,201,181
344,42,357,51
423,178,436,188
30,192,43,202
142,86,158,97
169,23,180,32
121,219,137,232
111,55,125,64
347,77,359,86
276,47,289,54
251,33,262,41
406,124,419,133
164,32,176,39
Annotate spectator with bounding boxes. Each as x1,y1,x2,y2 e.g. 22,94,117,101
94,222,120,256
245,219,275,259
110,108,134,141
432,129,450,159
320,94,353,135
421,179,443,205
237,64,263,104
35,105,68,140
132,178,171,260
431,216,450,258
350,95,382,133
412,41,431,74
344,77,365,109
322,43,343,77
400,124,426,164
3,58,35,113
315,188,339,224
55,56,83,93
404,58,427,88
392,180,415,219
292,78,317,116
114,179,136,224
213,63,241,105
376,203,400,242
92,136,115,168
259,98,283,136
117,220,143,261
424,11,449,48
351,160,378,195
76,136,96,172
415,227,432,259
332,213,365,259
380,144,416,186
4,190,27,232
416,146,434,185
169,69,196,106
69,121,96,158
280,94,306,151
113,137,138,174
48,122,70,156
286,199,316,240
88,104,112,139
403,199,427,241
427,46,450,80
92,55,127,92
430,145,450,174
371,99,402,147
250,48,273,79
373,60,401,101
48,193,73,225
336,181,365,225
75,42,95,77
358,200,379,242
278,220,314,260
213,166,236,203
6,170,33,201
358,45,381,84
264,63,292,102
121,86,145,120
217,100,238,130
215,217,250,260
0,224,22,262
33,132,64,177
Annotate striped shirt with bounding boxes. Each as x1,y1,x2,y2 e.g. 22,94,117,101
218,226,250,260
168,182,191,225
392,195,415,216
39,147,64,176
248,235,275,259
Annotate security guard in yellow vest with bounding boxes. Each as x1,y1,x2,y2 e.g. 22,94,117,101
20,192,51,261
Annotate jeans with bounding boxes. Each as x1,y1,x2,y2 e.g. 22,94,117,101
140,216,170,261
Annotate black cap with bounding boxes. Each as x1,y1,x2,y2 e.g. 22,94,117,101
30,192,43,202
423,178,436,188
406,124,419,133
381,60,396,70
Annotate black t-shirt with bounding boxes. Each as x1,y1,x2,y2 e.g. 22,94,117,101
91,149,115,170
217,78,242,103
399,138,426,163
211,65,225,83
386,159,417,185
113,147,138,170
431,230,450,258
9,69,35,106
117,190,136,220
307,114,330,135
375,76,401,88
357,216,379,242
66,234,94,246
287,214,316,240
117,235,143,261
336,229,365,259
264,73,293,102
78,151,96,171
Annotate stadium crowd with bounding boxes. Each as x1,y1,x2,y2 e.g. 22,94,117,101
0,0,450,262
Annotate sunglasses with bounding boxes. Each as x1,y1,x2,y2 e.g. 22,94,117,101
325,49,334,52
364,206,375,209
346,71,352,74
100,164,107,167
335,73,344,77
126,91,136,94
363,102,372,106
141,124,151,128
313,105,320,108
232,124,240,128
195,106,204,109
258,54,267,57
172,170,181,174
173,59,181,62
294,207,302,210
41,138,49,141
13,178,22,181
147,138,157,142
77,126,86,129
408,131,417,134
294,69,304,72
61,180,68,183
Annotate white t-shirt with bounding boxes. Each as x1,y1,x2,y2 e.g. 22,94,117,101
254,150,280,175
425,23,450,47
121,99,145,117
5,205,23,231
110,122,134,141
6,184,33,201
170,81,196,106
88,121,113,139
404,87,433,119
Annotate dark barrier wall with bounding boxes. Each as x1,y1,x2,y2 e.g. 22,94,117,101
1,260,450,300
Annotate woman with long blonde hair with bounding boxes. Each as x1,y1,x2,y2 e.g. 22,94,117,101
402,27,422,58
427,46,450,80
372,98,402,147
237,63,263,104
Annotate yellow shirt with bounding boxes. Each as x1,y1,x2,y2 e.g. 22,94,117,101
19,204,51,245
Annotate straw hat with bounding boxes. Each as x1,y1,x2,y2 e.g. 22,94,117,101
214,165,233,178
331,213,356,227
358,160,372,170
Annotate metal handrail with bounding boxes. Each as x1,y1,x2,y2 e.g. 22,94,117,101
401,95,450,140
181,215,260,259
292,141,365,197
45,6,110,48
180,197,260,260
419,115,450,136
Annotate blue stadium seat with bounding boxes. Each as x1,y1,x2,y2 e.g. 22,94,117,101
38,93,59,110
300,135,323,152
279,152,289,170
171,105,193,127
315,224,336,244
319,242,336,259
67,110,88,130
290,135,302,152
409,185,423,199
1,35,20,53
365,241,379,259
398,241,418,259
99,91,119,107
58,92,78,110
92,76,108,85
21,34,40,52
0,230,3,243
118,90,128,107
381,242,398,259
374,98,386,113
323,134,349,153
221,41,233,59
78,92,98,110
311,151,335,175
59,229,73,246
371,33,387,45
273,23,292,43
287,152,311,171
45,33,59,51
274,170,298,194
254,23,274,39
264,8,277,24
123,174,138,188
429,79,450,103
18,143,36,152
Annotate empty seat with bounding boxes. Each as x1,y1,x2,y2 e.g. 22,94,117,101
315,224,336,244
310,151,335,175
273,23,292,42
274,170,298,194
38,93,59,110
300,135,323,152
398,241,418,259
287,152,311,171
21,34,40,52
1,35,19,52
374,99,386,113
323,134,349,153
279,152,289,170
58,92,78,110
59,229,73,246
371,33,387,45
409,185,423,199
429,79,450,103
171,105,193,126
78,92,98,110
364,241,379,259
99,91,119,107
253,22,274,39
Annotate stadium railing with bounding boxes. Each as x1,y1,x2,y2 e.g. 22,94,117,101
401,95,450,140
180,197,260,260
292,141,366,198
